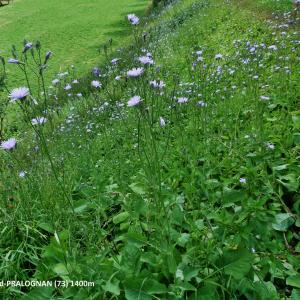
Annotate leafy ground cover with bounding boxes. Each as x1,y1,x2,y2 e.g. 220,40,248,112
0,0,299,299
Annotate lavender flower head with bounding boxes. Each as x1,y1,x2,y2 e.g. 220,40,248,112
128,95,141,107
31,117,47,126
1,138,17,151
92,67,101,77
64,84,72,91
150,80,165,89
159,117,166,127
91,80,102,88
111,58,119,65
127,14,140,25
178,97,188,104
127,67,144,77
138,56,154,65
8,58,23,64
23,42,33,53
9,87,30,102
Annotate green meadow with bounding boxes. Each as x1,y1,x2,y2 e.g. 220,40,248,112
0,0,149,83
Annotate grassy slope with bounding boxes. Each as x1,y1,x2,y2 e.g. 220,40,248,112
0,0,149,84
0,0,299,299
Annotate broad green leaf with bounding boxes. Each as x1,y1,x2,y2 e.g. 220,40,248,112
287,274,300,289
272,213,294,232
21,287,54,300
223,248,253,280
129,182,146,195
291,289,300,300
74,199,90,214
113,212,130,224
38,222,54,233
102,278,120,296
53,263,68,276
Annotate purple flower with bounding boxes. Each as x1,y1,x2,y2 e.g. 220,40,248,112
197,101,207,107
9,87,30,102
266,142,275,150
111,58,119,65
45,51,52,62
239,178,247,184
127,67,144,77
115,76,121,81
159,117,166,127
260,96,270,101
19,171,27,178
64,84,72,91
127,14,140,25
8,58,23,64
1,138,17,151
92,67,101,77
138,56,153,65
23,42,33,53
215,53,223,59
268,45,277,51
52,79,60,85
177,97,188,104
91,80,102,88
150,80,165,89
31,117,47,125
128,95,141,107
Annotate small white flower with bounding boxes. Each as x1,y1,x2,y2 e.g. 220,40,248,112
215,53,223,59
9,87,30,102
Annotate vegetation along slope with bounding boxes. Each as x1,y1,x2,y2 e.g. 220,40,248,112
0,0,299,299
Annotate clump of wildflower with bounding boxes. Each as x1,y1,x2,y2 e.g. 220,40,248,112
1,138,17,151
91,80,101,88
9,87,30,102
127,67,144,77
127,14,139,25
128,95,141,107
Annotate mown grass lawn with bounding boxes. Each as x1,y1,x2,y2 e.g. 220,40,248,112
0,0,149,83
